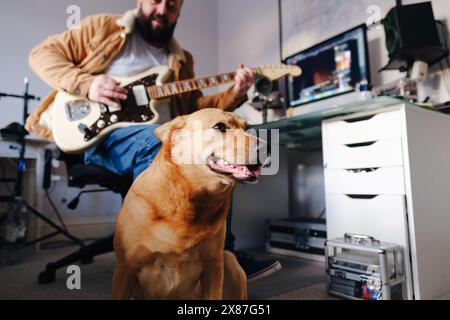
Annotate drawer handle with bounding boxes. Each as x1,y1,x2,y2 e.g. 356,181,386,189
345,194,378,199
346,168,379,173
343,114,376,123
345,141,377,148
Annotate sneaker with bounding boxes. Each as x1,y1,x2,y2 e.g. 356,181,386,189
232,251,282,283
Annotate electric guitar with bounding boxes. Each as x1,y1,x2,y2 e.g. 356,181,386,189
50,64,301,153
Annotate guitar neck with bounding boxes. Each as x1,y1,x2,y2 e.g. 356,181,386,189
148,68,262,99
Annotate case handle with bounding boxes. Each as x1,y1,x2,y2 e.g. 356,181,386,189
344,233,380,245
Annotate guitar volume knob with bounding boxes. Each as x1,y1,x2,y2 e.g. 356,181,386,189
110,114,119,123
97,120,106,128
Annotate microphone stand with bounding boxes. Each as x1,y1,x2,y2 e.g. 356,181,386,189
0,79,84,252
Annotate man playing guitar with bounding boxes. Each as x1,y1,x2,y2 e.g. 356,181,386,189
27,0,282,283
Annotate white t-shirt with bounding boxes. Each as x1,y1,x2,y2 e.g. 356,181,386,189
105,30,168,77
105,30,174,124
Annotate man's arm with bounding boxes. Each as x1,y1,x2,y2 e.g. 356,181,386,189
28,15,111,98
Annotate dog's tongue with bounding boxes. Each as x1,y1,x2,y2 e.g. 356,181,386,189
208,157,261,179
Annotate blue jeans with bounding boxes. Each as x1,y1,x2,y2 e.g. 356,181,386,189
85,125,235,250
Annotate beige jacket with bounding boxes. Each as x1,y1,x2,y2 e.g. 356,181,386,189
26,9,246,140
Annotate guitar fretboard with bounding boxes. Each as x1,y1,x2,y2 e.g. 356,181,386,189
148,68,261,99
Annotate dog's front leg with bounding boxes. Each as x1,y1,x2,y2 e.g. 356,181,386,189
112,263,137,300
200,257,224,300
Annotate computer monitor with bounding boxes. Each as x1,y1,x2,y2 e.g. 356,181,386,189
284,24,371,108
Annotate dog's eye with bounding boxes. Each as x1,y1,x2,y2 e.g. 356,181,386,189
213,122,229,133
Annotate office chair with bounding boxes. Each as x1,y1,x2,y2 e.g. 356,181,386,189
38,150,132,284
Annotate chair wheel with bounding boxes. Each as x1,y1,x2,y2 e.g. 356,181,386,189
38,269,56,284
81,256,94,264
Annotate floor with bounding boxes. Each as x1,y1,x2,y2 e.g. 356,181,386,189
0,244,335,300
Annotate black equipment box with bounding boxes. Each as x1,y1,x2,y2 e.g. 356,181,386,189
326,234,406,300
265,218,326,262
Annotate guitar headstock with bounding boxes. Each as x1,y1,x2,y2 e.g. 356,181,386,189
257,64,302,81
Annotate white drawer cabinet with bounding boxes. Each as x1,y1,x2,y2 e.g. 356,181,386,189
324,138,404,169
325,194,409,247
324,167,406,195
322,105,450,300
323,109,402,145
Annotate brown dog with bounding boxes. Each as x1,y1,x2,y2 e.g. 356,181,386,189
112,108,265,299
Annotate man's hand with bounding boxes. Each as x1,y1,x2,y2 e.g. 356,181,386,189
88,75,128,109
232,64,255,97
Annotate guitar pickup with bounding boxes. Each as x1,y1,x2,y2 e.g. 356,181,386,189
132,85,149,106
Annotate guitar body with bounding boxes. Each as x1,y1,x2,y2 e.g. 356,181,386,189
51,66,171,154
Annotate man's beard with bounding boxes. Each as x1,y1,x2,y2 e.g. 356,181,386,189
136,9,177,47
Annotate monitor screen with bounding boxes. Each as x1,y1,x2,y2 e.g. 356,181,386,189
284,24,370,107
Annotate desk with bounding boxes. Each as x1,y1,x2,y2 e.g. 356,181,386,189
0,135,51,250
255,97,450,300
254,96,403,148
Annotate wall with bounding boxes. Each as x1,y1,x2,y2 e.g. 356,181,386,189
0,0,218,239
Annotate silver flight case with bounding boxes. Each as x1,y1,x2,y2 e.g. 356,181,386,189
325,234,406,300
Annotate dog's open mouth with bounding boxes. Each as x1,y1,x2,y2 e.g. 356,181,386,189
207,155,261,183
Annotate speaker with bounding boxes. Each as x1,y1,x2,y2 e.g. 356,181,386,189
254,76,273,96
381,2,448,71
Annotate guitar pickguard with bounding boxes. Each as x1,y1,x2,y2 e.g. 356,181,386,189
82,73,159,141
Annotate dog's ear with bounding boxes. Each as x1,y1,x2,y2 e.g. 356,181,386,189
238,118,248,130
155,116,186,143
